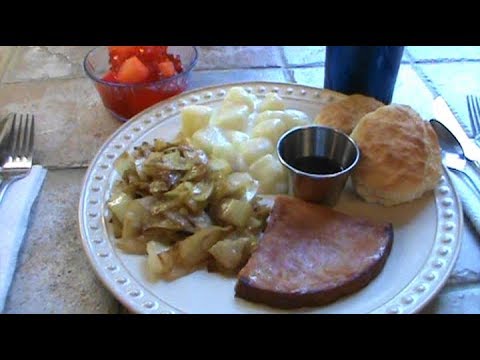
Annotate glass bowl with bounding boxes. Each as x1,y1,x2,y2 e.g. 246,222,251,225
84,46,198,122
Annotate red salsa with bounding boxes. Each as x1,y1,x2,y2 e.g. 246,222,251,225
96,46,186,120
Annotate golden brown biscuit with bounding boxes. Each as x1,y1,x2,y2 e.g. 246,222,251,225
350,104,442,206
315,94,384,134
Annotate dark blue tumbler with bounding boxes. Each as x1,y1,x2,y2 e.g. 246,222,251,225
324,46,404,104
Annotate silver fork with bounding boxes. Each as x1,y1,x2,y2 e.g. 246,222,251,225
0,114,35,203
466,95,480,145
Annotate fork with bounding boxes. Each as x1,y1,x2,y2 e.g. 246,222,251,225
467,95,480,146
0,114,35,204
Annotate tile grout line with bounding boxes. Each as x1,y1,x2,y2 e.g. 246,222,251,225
45,165,89,171
407,59,441,98
412,58,480,64
277,46,295,83
407,57,473,132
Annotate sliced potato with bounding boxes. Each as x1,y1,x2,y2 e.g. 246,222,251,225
258,93,285,112
212,142,248,172
254,110,287,125
225,172,259,202
224,86,256,112
224,130,250,148
251,118,289,145
181,105,212,137
249,154,287,194
190,126,229,155
208,157,233,177
210,104,250,132
239,137,274,165
284,109,311,128
254,109,311,129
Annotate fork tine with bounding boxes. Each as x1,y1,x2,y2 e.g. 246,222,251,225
8,113,20,158
16,114,26,158
24,114,34,160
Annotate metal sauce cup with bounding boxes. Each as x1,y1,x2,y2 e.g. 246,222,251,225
277,125,360,206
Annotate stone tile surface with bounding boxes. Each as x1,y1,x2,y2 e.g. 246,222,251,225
421,285,480,314
418,62,480,137
408,46,480,62
3,169,119,314
0,46,13,79
448,200,480,285
283,46,326,66
189,68,289,89
291,66,325,88
196,46,283,70
3,46,94,83
0,78,121,168
391,65,435,119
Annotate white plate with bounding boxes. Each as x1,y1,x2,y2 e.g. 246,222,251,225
79,82,462,314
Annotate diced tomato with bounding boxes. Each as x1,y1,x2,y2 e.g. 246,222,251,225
108,46,139,71
137,46,168,63
158,61,176,78
116,56,150,84
102,70,118,83
100,46,186,119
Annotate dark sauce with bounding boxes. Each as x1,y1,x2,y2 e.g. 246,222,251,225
291,156,343,175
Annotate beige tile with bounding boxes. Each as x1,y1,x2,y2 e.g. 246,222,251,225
3,46,94,83
0,46,14,80
196,46,284,70
3,169,120,314
189,68,289,89
0,78,121,168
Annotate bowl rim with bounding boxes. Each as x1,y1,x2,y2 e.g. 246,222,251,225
277,124,361,179
83,46,198,88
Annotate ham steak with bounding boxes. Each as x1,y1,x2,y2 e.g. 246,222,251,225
235,195,393,309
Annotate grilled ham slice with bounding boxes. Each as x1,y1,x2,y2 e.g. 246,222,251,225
235,195,393,309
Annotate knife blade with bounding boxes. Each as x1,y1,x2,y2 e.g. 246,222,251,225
433,96,480,162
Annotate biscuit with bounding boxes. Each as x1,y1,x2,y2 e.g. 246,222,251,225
315,94,384,134
350,104,442,206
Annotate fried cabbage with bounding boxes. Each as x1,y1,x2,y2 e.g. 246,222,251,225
108,139,270,280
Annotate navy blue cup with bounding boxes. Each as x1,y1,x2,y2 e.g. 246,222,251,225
324,46,404,104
